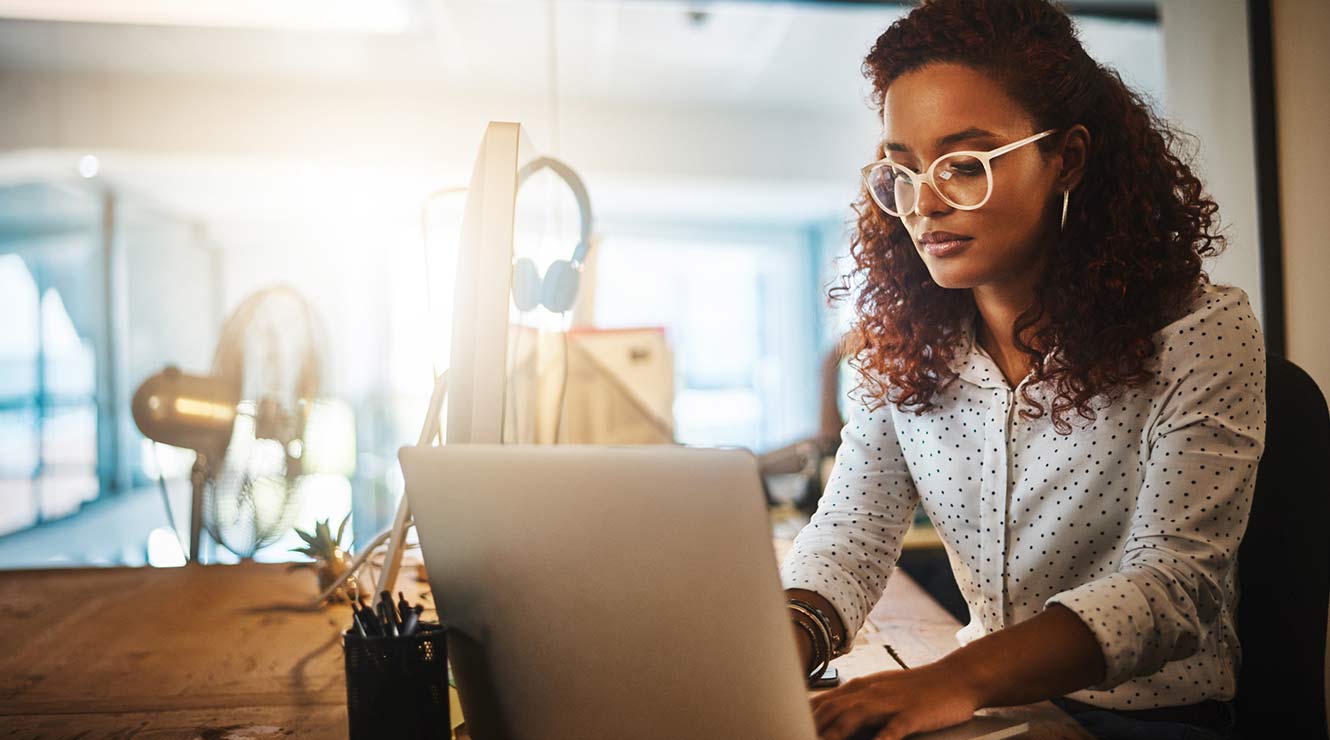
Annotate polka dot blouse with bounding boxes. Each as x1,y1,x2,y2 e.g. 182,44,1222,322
780,283,1266,710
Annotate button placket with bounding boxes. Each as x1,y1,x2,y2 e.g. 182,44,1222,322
979,388,1011,632
998,379,1032,629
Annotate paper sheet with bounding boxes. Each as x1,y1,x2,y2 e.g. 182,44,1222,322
829,629,908,682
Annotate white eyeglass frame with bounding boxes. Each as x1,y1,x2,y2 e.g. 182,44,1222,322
861,128,1058,217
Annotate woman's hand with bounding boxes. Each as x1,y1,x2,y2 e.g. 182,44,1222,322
809,661,981,740
809,604,1107,739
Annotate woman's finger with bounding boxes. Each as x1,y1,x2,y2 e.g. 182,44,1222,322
819,706,880,740
809,689,835,711
871,713,917,740
810,684,852,711
810,673,873,711
811,694,847,730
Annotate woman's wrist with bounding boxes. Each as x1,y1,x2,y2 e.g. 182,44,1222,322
789,608,830,680
932,604,1108,709
934,644,1000,709
783,588,848,653
792,621,815,673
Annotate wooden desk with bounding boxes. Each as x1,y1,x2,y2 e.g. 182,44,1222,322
0,563,395,737
0,561,1090,739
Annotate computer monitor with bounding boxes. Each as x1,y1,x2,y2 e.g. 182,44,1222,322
446,120,533,445
376,121,536,593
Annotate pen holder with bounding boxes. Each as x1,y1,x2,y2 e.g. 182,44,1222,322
343,623,451,739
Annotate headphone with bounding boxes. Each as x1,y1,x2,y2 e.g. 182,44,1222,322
511,157,594,314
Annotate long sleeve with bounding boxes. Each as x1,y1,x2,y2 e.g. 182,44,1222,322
1045,291,1266,690
779,395,920,640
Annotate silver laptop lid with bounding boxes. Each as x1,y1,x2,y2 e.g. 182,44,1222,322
401,444,817,740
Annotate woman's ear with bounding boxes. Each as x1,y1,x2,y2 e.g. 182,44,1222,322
1056,124,1091,192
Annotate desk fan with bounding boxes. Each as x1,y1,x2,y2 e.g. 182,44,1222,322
132,285,325,562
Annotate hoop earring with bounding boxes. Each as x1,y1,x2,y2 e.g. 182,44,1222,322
1060,190,1070,232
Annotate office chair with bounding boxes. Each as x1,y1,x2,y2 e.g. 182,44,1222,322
1235,355,1330,738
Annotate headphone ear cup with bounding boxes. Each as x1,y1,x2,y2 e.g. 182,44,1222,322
541,259,581,313
512,258,542,312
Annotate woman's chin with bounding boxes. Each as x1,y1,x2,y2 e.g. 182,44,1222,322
924,263,986,290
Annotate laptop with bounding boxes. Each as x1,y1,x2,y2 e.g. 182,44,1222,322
401,444,1028,740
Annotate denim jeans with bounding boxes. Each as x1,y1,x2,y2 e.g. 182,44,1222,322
1051,698,1241,740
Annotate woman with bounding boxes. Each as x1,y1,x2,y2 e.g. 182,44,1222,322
778,1,1264,739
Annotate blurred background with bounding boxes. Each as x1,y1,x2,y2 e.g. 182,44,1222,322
0,0,1322,572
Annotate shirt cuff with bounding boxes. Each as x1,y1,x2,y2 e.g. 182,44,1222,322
1045,572,1156,690
779,551,867,645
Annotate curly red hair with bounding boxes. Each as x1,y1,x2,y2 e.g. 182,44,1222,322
842,0,1223,432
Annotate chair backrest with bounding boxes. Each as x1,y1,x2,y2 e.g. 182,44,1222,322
1236,355,1330,738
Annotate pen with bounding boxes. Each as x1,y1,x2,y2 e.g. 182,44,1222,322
356,597,383,637
352,602,372,637
377,591,398,637
398,591,412,622
400,604,423,637
383,591,401,622
349,603,368,638
884,644,910,670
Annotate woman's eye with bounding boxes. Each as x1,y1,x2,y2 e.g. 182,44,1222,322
947,162,982,174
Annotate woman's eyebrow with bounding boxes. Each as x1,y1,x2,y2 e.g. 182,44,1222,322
884,127,1002,153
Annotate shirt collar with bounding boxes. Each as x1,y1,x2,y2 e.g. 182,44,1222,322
948,313,1058,391
949,314,1010,390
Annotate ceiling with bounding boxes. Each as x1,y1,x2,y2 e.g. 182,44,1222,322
0,0,906,115
0,0,1163,113
0,0,1164,230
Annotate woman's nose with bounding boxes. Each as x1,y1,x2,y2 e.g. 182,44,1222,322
913,179,952,217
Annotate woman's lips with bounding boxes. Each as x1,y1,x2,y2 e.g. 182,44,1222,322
922,237,972,257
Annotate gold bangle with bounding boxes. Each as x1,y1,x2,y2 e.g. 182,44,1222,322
788,598,844,656
790,615,828,681
788,602,832,670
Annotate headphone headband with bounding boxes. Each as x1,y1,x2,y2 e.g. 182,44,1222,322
516,156,594,266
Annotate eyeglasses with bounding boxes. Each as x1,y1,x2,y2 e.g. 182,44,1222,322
861,129,1058,218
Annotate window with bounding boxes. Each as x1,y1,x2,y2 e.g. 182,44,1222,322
593,228,816,451
0,253,99,536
